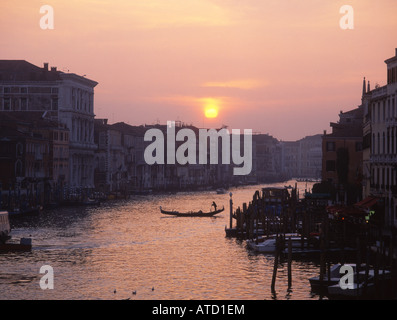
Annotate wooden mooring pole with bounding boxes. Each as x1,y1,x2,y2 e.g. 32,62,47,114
288,236,292,290
271,235,280,294
229,192,233,230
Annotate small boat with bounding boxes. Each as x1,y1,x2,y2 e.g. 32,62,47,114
0,238,32,253
216,188,227,194
82,198,100,206
160,206,224,217
309,263,346,293
8,205,41,218
61,198,100,207
327,267,392,299
0,211,11,244
247,234,306,253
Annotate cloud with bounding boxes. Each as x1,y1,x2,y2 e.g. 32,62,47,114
202,79,268,90
84,0,234,30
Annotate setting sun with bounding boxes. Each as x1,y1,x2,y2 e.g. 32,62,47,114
205,107,218,118
202,98,220,119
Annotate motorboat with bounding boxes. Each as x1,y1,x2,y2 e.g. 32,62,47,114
247,233,305,253
309,263,346,293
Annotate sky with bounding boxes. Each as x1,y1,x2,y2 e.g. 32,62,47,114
1,0,397,140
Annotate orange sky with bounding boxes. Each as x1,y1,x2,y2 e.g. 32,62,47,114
1,0,397,140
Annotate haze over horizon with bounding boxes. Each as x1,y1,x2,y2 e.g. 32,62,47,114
1,0,397,141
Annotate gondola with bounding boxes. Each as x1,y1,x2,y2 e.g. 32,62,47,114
160,206,224,217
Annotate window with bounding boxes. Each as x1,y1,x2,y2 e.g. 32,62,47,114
52,98,58,111
20,98,27,110
383,132,386,154
3,98,10,110
15,160,23,177
326,160,336,172
326,141,335,152
383,102,386,121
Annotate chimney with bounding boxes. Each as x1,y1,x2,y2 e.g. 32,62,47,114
51,66,57,72
43,62,49,71
395,48,397,56
362,77,366,96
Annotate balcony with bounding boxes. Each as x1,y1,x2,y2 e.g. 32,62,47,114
386,117,397,127
370,154,397,164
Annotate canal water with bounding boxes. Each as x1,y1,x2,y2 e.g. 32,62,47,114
0,180,325,300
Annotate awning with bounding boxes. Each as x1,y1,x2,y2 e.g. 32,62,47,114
355,196,379,209
326,205,365,216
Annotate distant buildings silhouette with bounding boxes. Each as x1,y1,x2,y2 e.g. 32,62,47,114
0,59,321,206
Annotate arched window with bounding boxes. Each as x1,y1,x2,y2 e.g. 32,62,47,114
15,160,23,177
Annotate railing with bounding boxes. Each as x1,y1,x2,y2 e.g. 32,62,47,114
371,85,388,99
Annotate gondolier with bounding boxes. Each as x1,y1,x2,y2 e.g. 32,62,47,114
212,201,217,211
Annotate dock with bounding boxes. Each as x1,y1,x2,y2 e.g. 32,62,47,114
226,186,397,299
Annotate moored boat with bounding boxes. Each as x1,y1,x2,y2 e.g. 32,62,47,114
309,263,345,293
7,205,41,218
247,233,306,253
0,237,32,252
0,211,11,243
160,206,224,217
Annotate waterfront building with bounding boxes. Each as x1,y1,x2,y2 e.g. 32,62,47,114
94,119,148,193
362,48,397,229
299,134,322,179
322,106,363,204
281,134,322,180
249,133,282,183
0,60,98,188
281,141,300,179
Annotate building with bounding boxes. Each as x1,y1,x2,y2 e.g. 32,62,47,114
281,134,322,180
249,133,282,183
94,119,148,194
362,48,397,229
322,106,363,204
299,134,322,179
0,112,62,207
0,60,98,188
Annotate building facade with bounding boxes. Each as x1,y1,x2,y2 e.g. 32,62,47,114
362,48,397,229
322,106,363,204
280,134,322,180
0,60,97,188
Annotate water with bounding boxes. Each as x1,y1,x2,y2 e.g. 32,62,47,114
0,180,323,300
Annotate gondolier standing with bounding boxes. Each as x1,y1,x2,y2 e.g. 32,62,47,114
212,201,217,211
